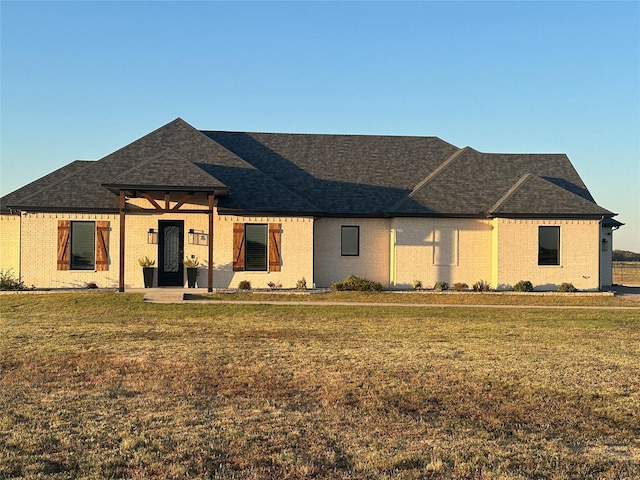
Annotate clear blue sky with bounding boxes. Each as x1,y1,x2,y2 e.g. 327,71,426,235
1,1,639,251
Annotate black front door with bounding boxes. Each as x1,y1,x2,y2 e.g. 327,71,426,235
158,220,184,286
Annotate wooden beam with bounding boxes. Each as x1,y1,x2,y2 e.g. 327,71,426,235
208,193,214,292
164,192,171,210
172,193,194,211
124,208,211,215
119,191,126,292
141,193,163,211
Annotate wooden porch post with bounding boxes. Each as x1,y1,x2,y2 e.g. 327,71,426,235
119,190,126,292
208,193,214,292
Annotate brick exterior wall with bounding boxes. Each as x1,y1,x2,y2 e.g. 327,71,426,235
213,213,314,289
2,204,611,291
314,218,391,288
18,212,120,289
494,218,601,291
0,214,21,277
391,218,493,289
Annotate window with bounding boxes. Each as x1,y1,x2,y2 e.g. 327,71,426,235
71,222,95,269
538,226,560,265
233,223,281,272
341,226,359,256
57,220,109,271
245,224,268,271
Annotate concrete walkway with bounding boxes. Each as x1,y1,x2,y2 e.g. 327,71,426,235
127,288,207,303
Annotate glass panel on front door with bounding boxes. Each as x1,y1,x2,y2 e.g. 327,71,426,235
163,225,180,272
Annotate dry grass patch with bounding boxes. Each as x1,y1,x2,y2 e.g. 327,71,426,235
614,261,640,286
191,290,639,307
1,292,639,479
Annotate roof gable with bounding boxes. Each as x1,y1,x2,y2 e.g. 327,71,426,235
488,174,613,216
388,147,606,217
103,149,228,192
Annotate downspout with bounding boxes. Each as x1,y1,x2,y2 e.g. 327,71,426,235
598,216,603,291
119,191,126,292
19,210,23,284
208,193,214,293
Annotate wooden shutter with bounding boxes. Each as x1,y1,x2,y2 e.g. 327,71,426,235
268,223,281,272
57,220,71,270
96,221,110,271
232,223,245,271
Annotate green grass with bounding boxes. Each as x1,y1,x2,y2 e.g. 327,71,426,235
1,292,639,479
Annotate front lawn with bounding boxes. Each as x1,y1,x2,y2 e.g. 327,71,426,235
1,293,639,479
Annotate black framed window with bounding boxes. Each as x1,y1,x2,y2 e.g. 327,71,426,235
341,226,360,256
538,226,560,265
245,224,268,271
71,221,95,270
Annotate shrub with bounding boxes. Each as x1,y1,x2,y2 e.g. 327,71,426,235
412,280,423,291
332,275,383,292
267,281,282,290
434,281,449,291
238,280,251,290
557,282,578,293
513,280,534,292
473,280,491,292
0,269,28,291
296,277,307,290
453,282,469,292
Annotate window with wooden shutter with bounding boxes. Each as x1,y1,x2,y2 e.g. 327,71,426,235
232,223,246,271
96,221,110,271
268,223,281,272
233,223,282,272
57,220,110,271
57,221,71,270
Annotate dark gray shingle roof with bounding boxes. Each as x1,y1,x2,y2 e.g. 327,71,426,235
1,118,616,220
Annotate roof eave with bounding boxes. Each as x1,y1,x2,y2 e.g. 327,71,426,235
2,205,120,214
102,184,230,196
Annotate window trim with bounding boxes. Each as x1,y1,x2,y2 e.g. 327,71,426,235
538,225,560,266
341,225,360,256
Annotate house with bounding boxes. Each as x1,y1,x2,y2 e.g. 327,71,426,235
0,118,623,292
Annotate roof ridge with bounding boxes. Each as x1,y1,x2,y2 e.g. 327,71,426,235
96,118,192,165
487,173,533,214
408,146,470,198
204,133,322,212
105,147,182,184
384,147,469,213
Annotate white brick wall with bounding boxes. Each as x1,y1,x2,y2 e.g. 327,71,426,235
314,218,391,288
213,213,314,289
4,201,610,292
0,214,21,276
392,218,493,289
495,218,601,291
19,212,120,289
